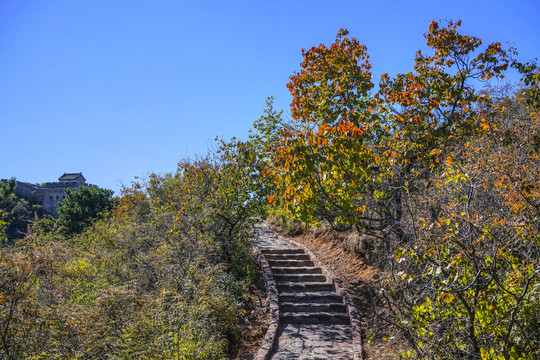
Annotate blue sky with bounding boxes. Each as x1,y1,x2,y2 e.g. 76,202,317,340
1,0,539,194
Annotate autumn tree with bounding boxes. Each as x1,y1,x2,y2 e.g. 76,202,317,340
269,29,388,236
373,22,540,359
1,147,262,358
380,85,540,359
262,20,539,359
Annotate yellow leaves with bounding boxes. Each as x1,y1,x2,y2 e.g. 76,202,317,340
357,205,366,214
445,156,452,165
400,272,407,280
442,293,455,304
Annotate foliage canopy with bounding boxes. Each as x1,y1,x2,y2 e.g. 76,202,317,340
57,185,115,234
258,20,540,359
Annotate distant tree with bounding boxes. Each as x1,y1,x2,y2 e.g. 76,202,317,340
0,180,15,242
1,179,38,244
57,186,115,234
0,179,16,199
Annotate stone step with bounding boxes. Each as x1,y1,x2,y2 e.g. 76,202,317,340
274,273,327,282
260,248,305,255
280,311,350,324
279,291,343,303
272,266,322,275
280,302,347,313
267,259,314,267
276,282,335,292
264,253,311,261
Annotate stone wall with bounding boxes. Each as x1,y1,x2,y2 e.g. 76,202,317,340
10,181,44,204
2,176,95,217
42,186,70,215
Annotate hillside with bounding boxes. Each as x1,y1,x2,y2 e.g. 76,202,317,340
2,20,539,359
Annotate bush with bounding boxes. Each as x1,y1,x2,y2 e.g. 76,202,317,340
1,149,262,359
57,185,115,235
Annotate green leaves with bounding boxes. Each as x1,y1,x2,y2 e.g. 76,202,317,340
261,21,540,359
1,147,261,359
57,185,115,235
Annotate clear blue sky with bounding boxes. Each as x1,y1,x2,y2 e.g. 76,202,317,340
1,0,539,194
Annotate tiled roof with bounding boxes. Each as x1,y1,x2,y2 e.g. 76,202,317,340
58,172,85,182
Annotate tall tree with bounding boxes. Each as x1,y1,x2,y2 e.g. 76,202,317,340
270,29,385,231
57,186,115,235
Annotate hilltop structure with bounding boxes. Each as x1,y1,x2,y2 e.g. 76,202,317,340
1,173,94,216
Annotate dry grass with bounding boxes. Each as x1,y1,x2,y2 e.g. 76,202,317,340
232,284,269,359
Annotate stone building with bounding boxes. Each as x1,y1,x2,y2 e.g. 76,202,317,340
1,172,93,216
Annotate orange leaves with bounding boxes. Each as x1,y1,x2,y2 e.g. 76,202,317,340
442,292,455,304
375,20,524,175
270,20,538,246
426,20,482,58
287,28,374,125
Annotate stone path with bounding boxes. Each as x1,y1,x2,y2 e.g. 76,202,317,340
252,224,358,360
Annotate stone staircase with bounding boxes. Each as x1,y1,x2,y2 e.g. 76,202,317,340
253,224,361,360
260,247,350,326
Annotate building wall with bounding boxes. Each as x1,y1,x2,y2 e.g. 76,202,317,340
10,181,44,204
3,178,91,217
42,185,71,216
